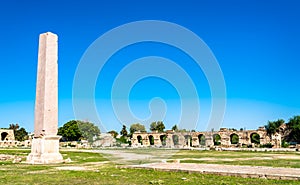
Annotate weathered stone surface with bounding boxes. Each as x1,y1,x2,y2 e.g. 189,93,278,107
28,136,62,164
0,129,14,141
131,126,281,148
34,32,58,137
93,133,116,147
27,32,63,164
127,163,300,180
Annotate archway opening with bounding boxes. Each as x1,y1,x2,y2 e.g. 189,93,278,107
1,132,8,141
250,133,260,144
137,135,142,145
172,135,179,145
149,135,154,145
230,133,239,144
213,134,221,145
184,135,192,147
160,135,167,146
198,134,206,146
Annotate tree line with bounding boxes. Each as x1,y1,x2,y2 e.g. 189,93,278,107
57,120,100,142
4,115,300,144
56,120,167,143
265,115,300,145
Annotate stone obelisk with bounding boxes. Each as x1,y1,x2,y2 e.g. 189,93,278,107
27,32,63,164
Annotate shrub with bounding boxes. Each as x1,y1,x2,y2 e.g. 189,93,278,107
260,143,273,148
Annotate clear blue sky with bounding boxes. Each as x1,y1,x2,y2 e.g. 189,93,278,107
0,0,299,132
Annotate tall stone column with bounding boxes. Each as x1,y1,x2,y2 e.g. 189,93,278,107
27,32,63,164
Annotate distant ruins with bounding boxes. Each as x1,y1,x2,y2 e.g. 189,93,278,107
131,126,282,148
0,129,32,147
0,129,15,147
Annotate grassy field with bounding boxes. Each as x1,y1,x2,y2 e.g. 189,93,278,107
170,150,300,168
0,149,299,184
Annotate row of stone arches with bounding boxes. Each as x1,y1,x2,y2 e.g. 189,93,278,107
134,132,263,147
210,133,261,145
136,134,194,146
137,135,168,146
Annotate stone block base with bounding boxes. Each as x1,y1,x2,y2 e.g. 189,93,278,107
27,136,63,164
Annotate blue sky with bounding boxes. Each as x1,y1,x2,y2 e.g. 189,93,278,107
0,0,299,132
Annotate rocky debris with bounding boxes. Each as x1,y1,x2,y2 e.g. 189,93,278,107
12,157,22,163
63,157,72,163
0,154,15,161
0,154,22,163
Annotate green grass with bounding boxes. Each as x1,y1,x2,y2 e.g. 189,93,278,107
180,159,300,168
169,150,300,168
0,148,30,155
0,164,297,185
171,150,300,158
60,151,107,164
0,149,107,164
0,149,299,184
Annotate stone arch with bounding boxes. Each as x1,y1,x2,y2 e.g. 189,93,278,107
230,133,239,144
172,135,179,145
148,135,154,145
160,135,167,146
198,134,205,146
184,135,192,146
1,132,8,141
137,135,143,145
250,133,260,144
213,134,221,145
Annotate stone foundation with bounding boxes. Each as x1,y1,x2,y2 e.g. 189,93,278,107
27,136,63,164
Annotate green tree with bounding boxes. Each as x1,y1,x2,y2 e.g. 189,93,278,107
9,123,19,131
150,121,165,132
129,123,146,134
172,125,178,132
156,121,165,132
150,122,157,131
120,125,128,136
15,127,28,141
118,125,129,144
77,121,101,143
58,120,82,141
9,123,28,141
108,130,118,138
265,119,284,137
287,115,300,143
58,120,100,142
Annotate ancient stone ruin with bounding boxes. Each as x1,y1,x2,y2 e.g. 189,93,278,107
27,32,63,164
0,129,16,147
131,126,281,148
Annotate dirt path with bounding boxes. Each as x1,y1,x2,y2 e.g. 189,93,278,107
95,149,154,162
94,149,177,164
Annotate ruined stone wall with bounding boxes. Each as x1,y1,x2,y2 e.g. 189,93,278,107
0,129,14,141
0,129,16,147
131,127,279,148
